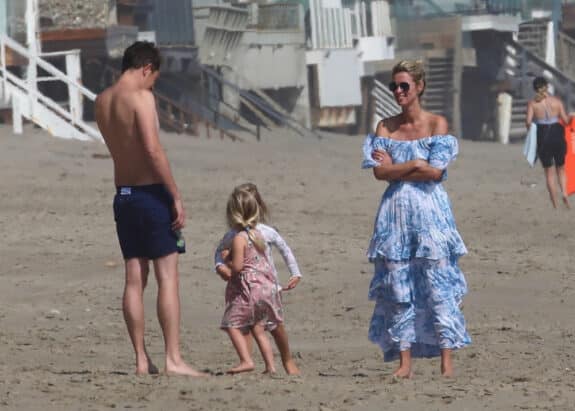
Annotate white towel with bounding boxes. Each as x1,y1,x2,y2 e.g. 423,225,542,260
523,123,537,167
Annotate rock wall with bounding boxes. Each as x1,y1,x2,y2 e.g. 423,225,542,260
39,0,113,29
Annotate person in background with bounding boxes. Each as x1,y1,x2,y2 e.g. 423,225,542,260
526,76,572,209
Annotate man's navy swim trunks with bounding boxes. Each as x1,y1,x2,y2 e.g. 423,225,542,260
113,184,182,259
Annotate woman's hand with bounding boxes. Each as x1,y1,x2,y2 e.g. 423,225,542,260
372,149,392,165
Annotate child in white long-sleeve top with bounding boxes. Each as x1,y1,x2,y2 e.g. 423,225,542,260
215,183,301,375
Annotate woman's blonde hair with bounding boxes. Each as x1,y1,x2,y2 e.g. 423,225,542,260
234,182,269,223
226,185,266,253
533,76,548,102
392,59,426,97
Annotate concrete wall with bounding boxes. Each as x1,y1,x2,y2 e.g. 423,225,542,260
238,31,306,89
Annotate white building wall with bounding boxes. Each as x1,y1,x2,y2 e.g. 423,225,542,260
307,48,362,107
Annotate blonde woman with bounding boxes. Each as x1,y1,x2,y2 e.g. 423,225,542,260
218,186,298,375
526,76,572,208
362,60,470,378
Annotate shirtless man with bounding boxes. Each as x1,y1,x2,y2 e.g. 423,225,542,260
95,41,204,376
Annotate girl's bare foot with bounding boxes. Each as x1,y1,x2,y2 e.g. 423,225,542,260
262,367,277,375
563,195,571,209
135,365,149,376
166,361,209,377
283,359,300,375
227,361,255,374
135,356,153,375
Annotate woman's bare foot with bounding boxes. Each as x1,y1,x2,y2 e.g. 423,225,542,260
441,350,454,378
283,359,300,375
262,367,277,375
166,360,209,377
392,366,412,379
227,361,255,374
563,195,571,209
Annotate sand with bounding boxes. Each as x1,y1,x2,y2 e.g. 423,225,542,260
1,124,575,410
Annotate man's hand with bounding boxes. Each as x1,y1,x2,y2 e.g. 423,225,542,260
283,276,301,291
171,198,186,231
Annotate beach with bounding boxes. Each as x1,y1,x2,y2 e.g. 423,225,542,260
1,124,575,410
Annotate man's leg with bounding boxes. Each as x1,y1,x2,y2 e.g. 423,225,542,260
123,257,150,375
153,252,206,376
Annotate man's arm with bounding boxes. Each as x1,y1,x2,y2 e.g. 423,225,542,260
135,91,185,229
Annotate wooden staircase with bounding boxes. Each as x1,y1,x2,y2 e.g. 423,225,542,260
0,34,102,142
517,19,548,58
504,19,575,140
421,50,460,135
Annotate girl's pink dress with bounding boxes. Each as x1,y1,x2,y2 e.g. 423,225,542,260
221,231,283,331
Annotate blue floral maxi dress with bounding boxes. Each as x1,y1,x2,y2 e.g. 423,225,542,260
362,134,471,361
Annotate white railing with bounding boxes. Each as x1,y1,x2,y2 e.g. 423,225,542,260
0,34,102,141
372,78,401,120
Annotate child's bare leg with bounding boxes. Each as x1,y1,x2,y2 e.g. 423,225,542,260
270,324,300,375
252,323,276,374
441,348,454,377
245,329,254,355
225,328,254,374
393,349,412,378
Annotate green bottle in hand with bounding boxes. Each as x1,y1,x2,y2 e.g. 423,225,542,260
175,230,186,254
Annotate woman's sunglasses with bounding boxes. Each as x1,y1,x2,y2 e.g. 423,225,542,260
388,82,410,92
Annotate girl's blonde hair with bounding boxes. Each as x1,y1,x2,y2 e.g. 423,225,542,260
392,59,426,97
226,185,266,253
234,182,269,223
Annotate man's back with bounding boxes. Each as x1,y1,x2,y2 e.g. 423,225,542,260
95,84,159,187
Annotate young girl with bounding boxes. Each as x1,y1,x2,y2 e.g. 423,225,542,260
215,183,302,290
216,184,300,375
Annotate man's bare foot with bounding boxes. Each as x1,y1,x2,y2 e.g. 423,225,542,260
283,359,300,375
166,361,209,377
392,366,412,379
226,361,255,374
